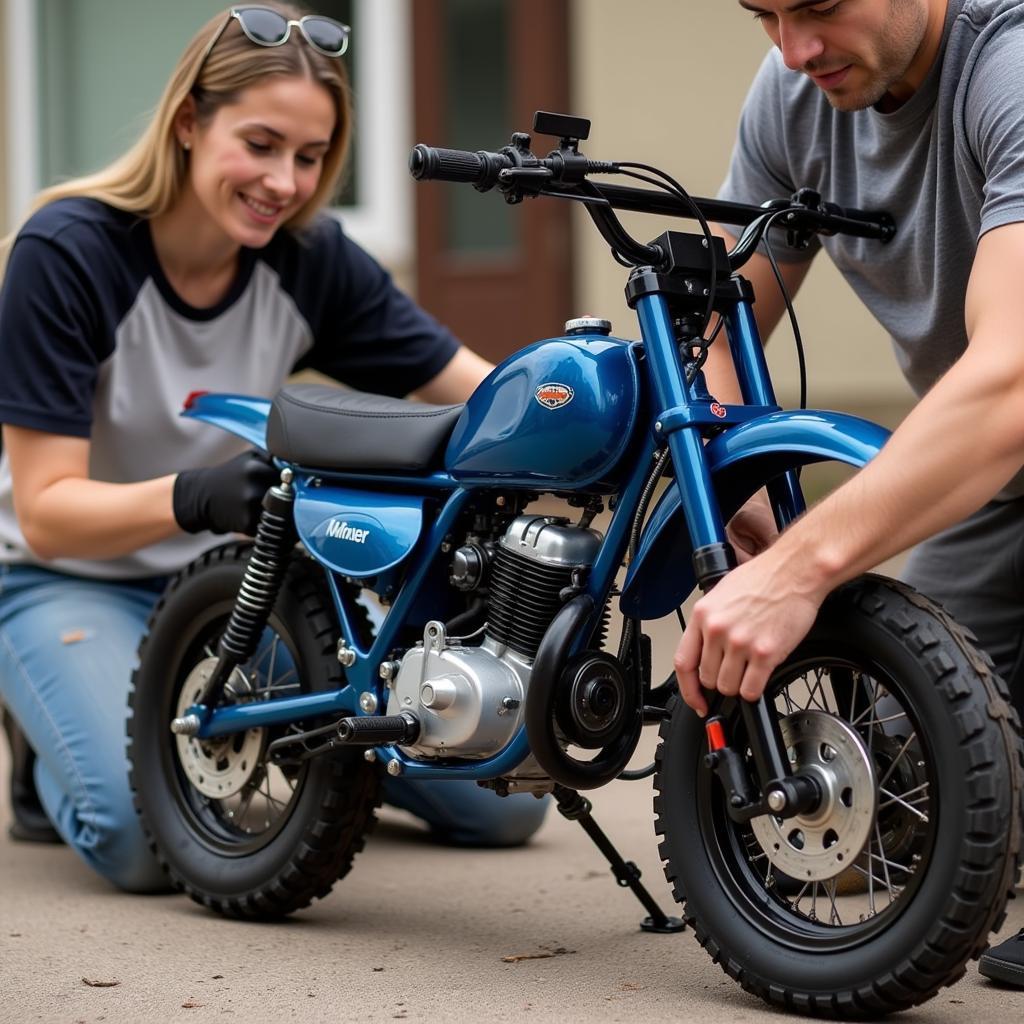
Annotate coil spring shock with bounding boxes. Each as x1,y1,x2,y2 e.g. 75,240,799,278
194,470,296,709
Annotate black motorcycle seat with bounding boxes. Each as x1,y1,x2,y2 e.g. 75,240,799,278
266,384,464,472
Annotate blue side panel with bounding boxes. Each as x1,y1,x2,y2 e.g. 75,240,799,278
293,480,425,578
619,411,891,619
445,334,641,488
180,393,271,451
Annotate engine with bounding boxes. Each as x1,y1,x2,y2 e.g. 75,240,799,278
385,514,601,760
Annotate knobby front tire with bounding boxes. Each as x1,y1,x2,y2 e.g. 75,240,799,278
654,574,1023,1017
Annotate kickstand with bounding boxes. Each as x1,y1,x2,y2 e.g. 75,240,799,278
552,784,685,934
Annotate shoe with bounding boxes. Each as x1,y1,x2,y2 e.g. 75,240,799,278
2,708,62,844
979,929,1024,986
8,816,63,844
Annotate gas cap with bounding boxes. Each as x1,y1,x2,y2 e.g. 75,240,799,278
564,316,612,336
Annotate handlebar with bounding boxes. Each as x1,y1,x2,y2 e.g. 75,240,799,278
610,188,895,242
410,136,896,271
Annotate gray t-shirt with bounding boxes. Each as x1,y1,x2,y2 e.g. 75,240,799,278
719,0,1024,494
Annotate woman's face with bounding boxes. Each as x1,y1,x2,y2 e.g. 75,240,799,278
180,75,336,248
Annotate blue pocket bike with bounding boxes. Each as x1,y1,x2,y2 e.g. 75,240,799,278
128,113,1021,1017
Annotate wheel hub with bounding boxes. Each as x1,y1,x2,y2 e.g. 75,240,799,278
175,657,264,799
749,710,876,883
556,652,630,749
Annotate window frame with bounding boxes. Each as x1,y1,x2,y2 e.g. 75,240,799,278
3,0,413,265
4,0,41,231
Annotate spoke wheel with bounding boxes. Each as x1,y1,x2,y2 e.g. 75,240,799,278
748,706,877,889
168,638,307,855
713,661,934,944
654,575,1022,1017
128,542,381,918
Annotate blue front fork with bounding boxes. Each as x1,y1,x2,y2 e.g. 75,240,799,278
637,293,727,556
635,290,803,574
726,301,804,526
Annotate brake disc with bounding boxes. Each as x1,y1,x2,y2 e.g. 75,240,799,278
175,657,264,799
749,710,876,883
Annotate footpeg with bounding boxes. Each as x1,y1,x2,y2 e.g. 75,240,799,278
266,712,421,764
336,712,420,745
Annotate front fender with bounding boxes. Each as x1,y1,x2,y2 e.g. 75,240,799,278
619,410,890,619
181,393,272,451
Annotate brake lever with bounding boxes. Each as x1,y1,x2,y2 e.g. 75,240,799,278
498,166,555,195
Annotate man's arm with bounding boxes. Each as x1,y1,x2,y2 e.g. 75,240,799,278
675,221,1024,714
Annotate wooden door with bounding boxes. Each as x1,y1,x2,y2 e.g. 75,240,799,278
412,0,574,362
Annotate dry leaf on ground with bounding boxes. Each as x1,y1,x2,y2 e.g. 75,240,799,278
501,946,576,963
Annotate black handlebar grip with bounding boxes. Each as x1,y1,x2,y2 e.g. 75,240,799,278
409,144,486,184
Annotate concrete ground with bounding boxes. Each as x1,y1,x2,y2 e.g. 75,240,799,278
2,729,1022,1023
2,552,1022,1023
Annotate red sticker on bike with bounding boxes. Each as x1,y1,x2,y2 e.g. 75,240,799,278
535,383,575,410
710,402,727,418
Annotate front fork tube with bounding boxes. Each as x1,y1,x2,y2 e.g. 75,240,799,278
717,301,814,814
726,297,804,528
635,293,734,590
638,294,814,818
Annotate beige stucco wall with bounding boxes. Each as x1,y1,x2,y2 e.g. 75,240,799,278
571,0,914,415
0,1,918,419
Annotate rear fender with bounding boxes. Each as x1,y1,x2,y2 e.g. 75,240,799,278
181,393,272,451
619,411,890,619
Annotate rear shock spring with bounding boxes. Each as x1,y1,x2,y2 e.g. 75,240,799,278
218,475,297,663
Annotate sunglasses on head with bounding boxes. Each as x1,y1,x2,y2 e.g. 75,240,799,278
199,5,350,72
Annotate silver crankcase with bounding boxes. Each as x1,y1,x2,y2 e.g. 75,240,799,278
385,621,532,759
385,514,602,761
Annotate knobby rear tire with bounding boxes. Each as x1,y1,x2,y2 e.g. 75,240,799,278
654,574,1023,1017
127,542,381,919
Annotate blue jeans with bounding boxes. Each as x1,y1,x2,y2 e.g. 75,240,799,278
0,564,547,893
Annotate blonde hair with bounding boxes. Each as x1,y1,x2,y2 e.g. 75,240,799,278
0,2,352,274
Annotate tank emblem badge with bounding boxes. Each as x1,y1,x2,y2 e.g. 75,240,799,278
535,383,575,410
710,402,727,419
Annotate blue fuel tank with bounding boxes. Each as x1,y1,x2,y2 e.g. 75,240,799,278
444,334,642,489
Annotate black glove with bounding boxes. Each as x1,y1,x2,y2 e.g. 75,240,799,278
173,450,279,536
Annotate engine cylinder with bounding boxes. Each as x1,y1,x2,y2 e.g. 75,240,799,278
485,515,601,660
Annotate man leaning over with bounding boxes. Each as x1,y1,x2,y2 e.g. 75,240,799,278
674,0,1024,986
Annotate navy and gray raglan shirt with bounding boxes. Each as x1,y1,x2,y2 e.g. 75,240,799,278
0,198,460,579
718,0,1024,496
